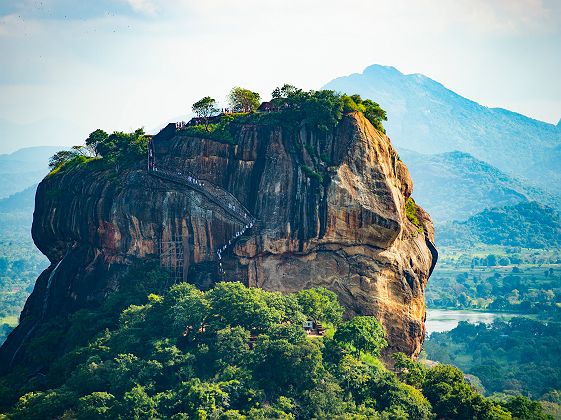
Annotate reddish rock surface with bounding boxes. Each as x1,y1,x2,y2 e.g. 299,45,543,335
0,112,436,370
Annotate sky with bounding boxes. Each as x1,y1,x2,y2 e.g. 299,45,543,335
0,0,560,154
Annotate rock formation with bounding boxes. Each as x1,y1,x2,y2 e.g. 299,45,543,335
0,111,436,371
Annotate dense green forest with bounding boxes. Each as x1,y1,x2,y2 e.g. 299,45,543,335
0,190,49,345
426,262,561,314
438,202,561,248
1,274,548,419
425,245,561,313
425,318,561,405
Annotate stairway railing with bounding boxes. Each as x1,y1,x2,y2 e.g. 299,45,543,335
148,138,256,280
149,167,253,225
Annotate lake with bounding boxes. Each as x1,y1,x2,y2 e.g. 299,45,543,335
425,309,515,335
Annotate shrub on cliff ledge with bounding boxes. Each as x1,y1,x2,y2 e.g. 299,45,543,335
48,128,148,175
182,115,236,144
406,197,424,233
342,94,387,134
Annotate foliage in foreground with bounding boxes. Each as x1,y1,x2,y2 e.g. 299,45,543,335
0,279,548,419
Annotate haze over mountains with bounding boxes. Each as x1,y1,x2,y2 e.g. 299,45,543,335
0,147,61,199
323,64,561,245
2,65,560,247
399,149,554,223
323,65,561,200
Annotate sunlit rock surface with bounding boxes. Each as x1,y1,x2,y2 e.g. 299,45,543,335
0,112,436,371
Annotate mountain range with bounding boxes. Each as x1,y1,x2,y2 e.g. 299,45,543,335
2,66,559,242
399,149,554,223
0,147,61,199
323,65,561,198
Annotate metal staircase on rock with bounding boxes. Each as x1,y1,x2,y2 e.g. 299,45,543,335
148,138,255,282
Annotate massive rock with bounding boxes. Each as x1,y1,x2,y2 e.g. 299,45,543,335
0,112,436,370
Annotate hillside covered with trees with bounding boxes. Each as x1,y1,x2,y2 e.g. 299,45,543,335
0,186,49,345
438,202,561,248
399,150,554,223
425,318,561,405
0,276,546,419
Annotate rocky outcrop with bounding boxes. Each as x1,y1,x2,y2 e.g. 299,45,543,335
0,112,436,370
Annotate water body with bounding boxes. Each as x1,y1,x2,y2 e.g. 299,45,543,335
425,309,515,336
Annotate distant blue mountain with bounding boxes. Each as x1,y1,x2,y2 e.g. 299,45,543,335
400,149,554,223
438,201,561,248
323,65,561,194
0,184,37,213
0,146,61,198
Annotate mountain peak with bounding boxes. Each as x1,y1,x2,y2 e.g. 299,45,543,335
363,64,403,77
322,64,561,195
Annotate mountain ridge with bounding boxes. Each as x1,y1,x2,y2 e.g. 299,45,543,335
0,146,63,199
438,201,561,248
323,64,561,195
399,148,556,223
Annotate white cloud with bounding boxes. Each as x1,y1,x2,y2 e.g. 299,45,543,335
0,0,559,153
125,0,158,16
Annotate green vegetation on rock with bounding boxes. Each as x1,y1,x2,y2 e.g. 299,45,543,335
342,93,387,133
301,165,323,183
181,114,239,144
191,96,219,131
48,128,149,175
406,197,424,233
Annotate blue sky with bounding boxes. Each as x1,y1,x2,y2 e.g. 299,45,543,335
0,0,560,153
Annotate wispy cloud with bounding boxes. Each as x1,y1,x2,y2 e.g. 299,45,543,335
0,0,148,20
0,0,559,153
125,0,158,16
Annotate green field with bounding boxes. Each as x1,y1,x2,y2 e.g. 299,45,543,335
0,212,49,344
426,245,561,315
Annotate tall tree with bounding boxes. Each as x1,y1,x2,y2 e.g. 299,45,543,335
334,316,387,357
191,97,219,131
85,129,109,156
228,87,261,113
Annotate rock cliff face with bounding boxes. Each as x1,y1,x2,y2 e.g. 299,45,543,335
0,112,436,370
